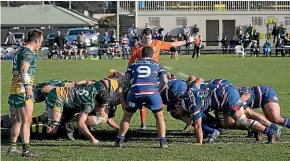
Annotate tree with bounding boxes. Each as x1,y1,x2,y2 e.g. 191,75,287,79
98,15,117,28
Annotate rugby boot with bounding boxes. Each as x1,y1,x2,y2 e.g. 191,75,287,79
206,129,220,144
7,147,22,155
65,122,75,141
159,142,168,149
22,149,39,158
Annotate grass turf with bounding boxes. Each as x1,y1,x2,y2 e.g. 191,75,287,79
1,55,290,161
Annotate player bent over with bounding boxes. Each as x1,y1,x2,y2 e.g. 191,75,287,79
43,81,110,144
115,46,169,148
7,29,43,157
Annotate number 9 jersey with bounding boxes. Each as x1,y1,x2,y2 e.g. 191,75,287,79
125,58,167,113
126,58,166,94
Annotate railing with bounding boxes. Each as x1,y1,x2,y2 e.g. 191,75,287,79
119,1,290,12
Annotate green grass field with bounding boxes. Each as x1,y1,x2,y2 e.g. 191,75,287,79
1,55,290,161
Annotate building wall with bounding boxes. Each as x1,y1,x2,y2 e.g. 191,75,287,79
136,11,289,46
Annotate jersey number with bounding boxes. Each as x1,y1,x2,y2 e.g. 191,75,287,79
136,66,151,78
76,89,89,96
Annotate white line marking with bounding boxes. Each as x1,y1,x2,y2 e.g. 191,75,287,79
163,66,172,70
178,72,189,78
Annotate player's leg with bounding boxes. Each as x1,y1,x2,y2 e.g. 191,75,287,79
147,93,168,148
262,87,290,129
140,106,147,130
8,100,22,155
115,93,140,147
224,87,279,143
196,45,200,59
16,94,38,157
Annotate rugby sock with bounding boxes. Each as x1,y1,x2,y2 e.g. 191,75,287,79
73,121,79,129
263,126,274,135
282,116,290,128
202,123,215,135
30,124,48,134
32,116,43,124
159,137,167,144
140,107,147,126
22,143,30,151
269,123,279,131
116,135,124,143
9,142,17,148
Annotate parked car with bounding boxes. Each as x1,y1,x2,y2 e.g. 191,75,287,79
45,33,57,47
13,32,25,43
66,28,99,47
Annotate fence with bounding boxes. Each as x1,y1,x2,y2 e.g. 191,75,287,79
120,1,290,12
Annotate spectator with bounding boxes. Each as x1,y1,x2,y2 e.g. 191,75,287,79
279,24,286,40
252,29,260,48
275,38,284,57
164,32,173,42
128,31,135,47
272,23,279,43
236,25,244,37
285,33,290,45
263,39,271,57
110,28,116,43
246,23,253,36
112,41,121,59
243,33,252,48
221,36,229,54
182,24,190,40
152,29,160,40
77,31,86,59
128,24,135,34
158,25,164,36
54,31,65,58
192,32,202,59
229,36,237,53
48,43,60,59
192,24,199,35
250,40,259,57
177,33,184,54
4,31,16,45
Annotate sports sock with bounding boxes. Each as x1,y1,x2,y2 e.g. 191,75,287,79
116,135,124,143
282,116,290,128
9,142,17,148
159,137,167,144
30,124,48,134
269,123,279,131
263,126,274,135
22,143,30,151
140,107,147,126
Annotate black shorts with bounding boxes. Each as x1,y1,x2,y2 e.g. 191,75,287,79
78,44,85,49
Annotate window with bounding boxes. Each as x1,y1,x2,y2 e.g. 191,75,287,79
252,17,263,27
285,16,290,27
176,17,187,27
148,17,160,27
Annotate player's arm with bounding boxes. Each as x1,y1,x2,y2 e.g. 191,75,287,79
116,87,126,111
21,60,33,98
190,105,203,145
128,48,137,67
41,85,55,93
158,68,168,93
78,112,99,144
107,118,119,129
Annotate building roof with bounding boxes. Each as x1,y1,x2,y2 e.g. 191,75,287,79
1,5,98,28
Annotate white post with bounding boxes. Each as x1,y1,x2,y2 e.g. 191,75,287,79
69,1,71,10
117,1,120,41
135,0,138,29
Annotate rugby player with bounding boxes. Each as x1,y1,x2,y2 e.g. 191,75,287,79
129,28,195,130
115,46,169,148
182,80,280,143
7,29,43,157
32,81,111,144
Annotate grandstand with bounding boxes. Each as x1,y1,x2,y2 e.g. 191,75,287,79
118,1,289,46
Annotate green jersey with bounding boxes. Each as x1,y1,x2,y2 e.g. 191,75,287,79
10,47,36,94
47,81,111,114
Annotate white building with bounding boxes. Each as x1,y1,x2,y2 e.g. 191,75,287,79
118,1,290,46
